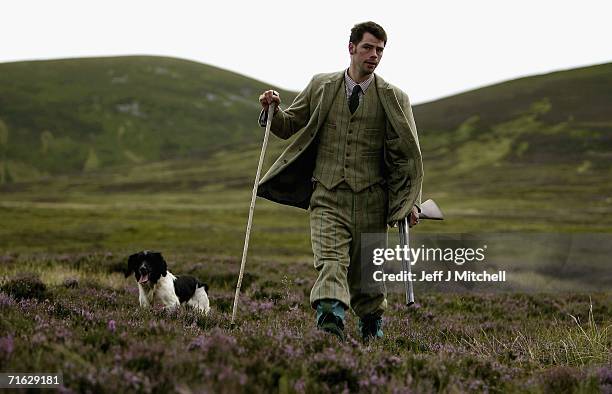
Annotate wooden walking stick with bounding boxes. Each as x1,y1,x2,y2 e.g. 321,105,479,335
231,102,276,327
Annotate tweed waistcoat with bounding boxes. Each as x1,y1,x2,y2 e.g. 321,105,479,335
313,80,386,192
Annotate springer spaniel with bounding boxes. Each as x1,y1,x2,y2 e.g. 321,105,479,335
125,251,210,315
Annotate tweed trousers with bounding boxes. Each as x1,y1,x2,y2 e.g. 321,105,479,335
309,181,388,318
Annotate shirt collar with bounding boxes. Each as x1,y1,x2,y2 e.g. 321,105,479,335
344,69,374,95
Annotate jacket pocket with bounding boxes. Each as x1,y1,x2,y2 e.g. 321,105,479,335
364,127,381,135
385,136,400,145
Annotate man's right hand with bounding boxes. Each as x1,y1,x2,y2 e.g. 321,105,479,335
259,90,281,114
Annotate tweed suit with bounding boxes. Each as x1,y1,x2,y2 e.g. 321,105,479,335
309,78,388,316
257,71,423,317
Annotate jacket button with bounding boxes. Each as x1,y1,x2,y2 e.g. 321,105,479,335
283,159,287,164
345,164,348,168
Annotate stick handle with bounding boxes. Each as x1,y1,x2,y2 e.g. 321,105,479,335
231,103,275,326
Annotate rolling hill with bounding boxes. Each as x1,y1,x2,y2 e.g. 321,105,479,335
414,62,612,173
410,63,612,218
0,56,296,180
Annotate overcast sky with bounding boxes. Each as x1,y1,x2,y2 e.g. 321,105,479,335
2,0,610,104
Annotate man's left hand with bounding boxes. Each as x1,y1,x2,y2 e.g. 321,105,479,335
409,206,419,227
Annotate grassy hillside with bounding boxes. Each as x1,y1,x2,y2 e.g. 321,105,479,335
0,56,295,180
414,62,612,134
409,63,612,230
412,62,612,191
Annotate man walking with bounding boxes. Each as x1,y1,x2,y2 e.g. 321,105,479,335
257,21,422,341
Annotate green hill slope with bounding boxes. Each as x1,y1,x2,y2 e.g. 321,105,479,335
407,62,612,225
415,63,612,132
0,56,295,180
413,62,612,169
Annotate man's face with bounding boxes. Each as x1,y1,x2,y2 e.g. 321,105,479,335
349,32,385,76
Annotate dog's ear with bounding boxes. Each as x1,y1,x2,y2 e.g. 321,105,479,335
125,252,141,278
150,252,167,277
203,283,209,292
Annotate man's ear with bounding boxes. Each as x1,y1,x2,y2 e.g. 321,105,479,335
348,42,356,55
150,252,167,276
125,253,140,278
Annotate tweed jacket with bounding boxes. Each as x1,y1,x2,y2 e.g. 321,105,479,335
257,71,423,225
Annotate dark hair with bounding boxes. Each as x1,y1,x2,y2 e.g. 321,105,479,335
350,21,387,45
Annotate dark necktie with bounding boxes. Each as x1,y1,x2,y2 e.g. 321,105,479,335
349,85,362,114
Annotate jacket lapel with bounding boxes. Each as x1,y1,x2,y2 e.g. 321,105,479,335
316,72,344,131
377,76,419,152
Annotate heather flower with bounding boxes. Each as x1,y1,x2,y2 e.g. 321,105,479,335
216,365,247,386
0,253,607,393
188,328,237,358
240,298,276,314
188,336,206,351
53,325,72,342
359,372,387,389
2,273,48,301
31,332,47,345
0,292,15,307
125,286,139,295
310,347,360,391
0,335,14,356
468,379,486,391
598,366,612,393
0,254,16,264
80,309,94,321
293,378,306,393
57,384,75,394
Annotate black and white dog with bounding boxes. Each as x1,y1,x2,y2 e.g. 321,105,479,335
124,251,210,315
